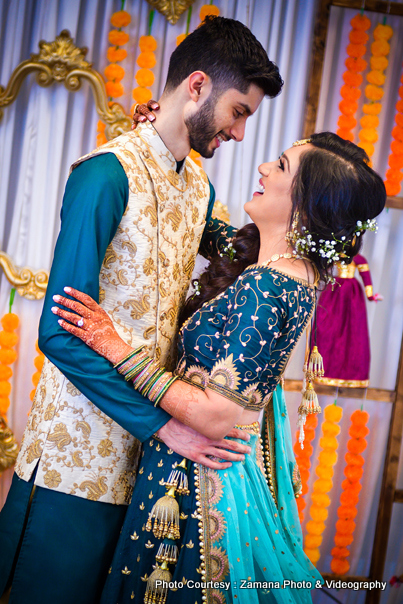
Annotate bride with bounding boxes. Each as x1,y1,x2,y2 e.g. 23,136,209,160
52,132,385,603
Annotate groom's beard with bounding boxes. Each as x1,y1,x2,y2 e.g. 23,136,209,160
185,94,220,159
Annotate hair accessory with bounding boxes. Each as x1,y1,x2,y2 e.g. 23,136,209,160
292,138,312,147
219,239,237,261
192,280,202,297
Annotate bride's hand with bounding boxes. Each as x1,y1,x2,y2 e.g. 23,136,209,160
51,287,132,364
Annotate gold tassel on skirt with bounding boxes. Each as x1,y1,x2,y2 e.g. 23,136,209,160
145,486,180,540
144,561,172,604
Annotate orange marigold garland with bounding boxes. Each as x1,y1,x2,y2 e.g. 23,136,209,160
131,11,157,114
97,2,131,146
358,23,393,160
384,64,403,197
293,413,318,523
304,403,343,564
0,290,19,421
30,340,45,403
337,13,370,142
330,408,369,575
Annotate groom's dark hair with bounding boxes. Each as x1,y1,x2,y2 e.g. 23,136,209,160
164,16,283,98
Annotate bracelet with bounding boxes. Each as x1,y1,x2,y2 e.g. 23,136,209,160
114,345,177,404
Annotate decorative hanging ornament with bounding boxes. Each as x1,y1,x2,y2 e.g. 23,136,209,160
145,0,197,25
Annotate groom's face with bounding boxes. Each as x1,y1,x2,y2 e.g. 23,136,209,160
185,83,264,158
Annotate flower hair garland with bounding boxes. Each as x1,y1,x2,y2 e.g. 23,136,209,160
289,219,378,269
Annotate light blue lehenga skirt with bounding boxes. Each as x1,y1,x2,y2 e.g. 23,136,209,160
101,385,323,604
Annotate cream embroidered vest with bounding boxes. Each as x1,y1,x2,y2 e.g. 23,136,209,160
15,123,210,505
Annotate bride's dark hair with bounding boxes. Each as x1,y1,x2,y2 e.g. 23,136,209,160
179,132,386,326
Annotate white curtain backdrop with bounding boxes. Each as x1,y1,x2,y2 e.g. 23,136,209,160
1,0,403,602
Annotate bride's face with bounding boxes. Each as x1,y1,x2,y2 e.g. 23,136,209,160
244,144,312,229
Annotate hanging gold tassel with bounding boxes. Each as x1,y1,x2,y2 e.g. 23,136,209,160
144,561,172,604
155,542,178,564
308,345,324,378
145,486,180,540
164,468,190,496
298,380,322,416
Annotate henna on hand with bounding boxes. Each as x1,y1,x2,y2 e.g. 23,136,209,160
131,100,160,129
51,287,132,364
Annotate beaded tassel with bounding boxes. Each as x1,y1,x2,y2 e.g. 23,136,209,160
308,345,324,378
145,486,180,540
144,561,171,604
155,540,178,564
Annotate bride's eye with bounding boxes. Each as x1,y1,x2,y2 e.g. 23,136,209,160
279,158,285,171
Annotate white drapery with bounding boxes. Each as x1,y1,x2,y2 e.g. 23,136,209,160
1,1,403,602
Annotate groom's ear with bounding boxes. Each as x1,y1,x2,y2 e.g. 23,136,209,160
187,71,212,103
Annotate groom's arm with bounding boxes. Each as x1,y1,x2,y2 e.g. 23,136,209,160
39,153,171,442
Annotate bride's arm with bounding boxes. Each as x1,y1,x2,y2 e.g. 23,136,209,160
52,288,244,441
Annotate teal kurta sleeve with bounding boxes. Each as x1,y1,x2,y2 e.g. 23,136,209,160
199,180,238,259
39,153,170,442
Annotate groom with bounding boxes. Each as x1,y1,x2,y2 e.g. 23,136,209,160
0,16,283,604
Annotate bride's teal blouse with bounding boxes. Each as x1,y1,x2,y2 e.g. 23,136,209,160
176,266,316,410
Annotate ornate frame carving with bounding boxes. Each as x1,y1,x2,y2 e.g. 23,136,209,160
0,30,133,300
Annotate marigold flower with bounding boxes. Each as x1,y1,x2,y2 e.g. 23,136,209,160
341,479,362,494
342,71,362,87
388,154,403,170
345,57,367,72
0,397,10,414
0,332,18,347
339,100,358,116
0,349,17,365
104,63,125,81
107,47,128,62
392,126,403,143
340,85,361,102
108,30,129,46
362,103,382,116
299,468,310,483
366,70,386,86
347,437,367,453
97,132,108,147
135,68,155,87
310,506,328,522
306,520,325,536
385,181,401,196
105,81,124,98
344,465,364,481
0,382,11,397
370,56,389,71
331,558,350,575
385,169,403,184
337,129,354,142
373,23,393,41
305,534,322,548
315,465,334,479
176,33,187,45
32,372,40,388
313,478,333,493
336,519,356,534
0,366,12,380
347,43,366,58
318,450,338,467
110,10,131,28
319,436,338,450
340,491,359,506
371,40,390,57
334,533,354,547
350,14,371,31
365,84,384,102
345,452,364,466
391,140,403,155
359,128,378,144
321,421,341,437
34,355,44,372
337,505,358,520
139,35,158,52
358,141,375,157
136,51,157,69
132,87,153,104
200,5,220,21
324,404,343,422
1,314,19,331
349,30,368,45
331,546,350,558
359,115,379,130
311,493,331,507
305,548,321,563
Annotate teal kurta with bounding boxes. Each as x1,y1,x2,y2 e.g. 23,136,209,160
100,267,323,604
0,153,234,604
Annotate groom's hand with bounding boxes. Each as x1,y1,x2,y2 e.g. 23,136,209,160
156,418,251,470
